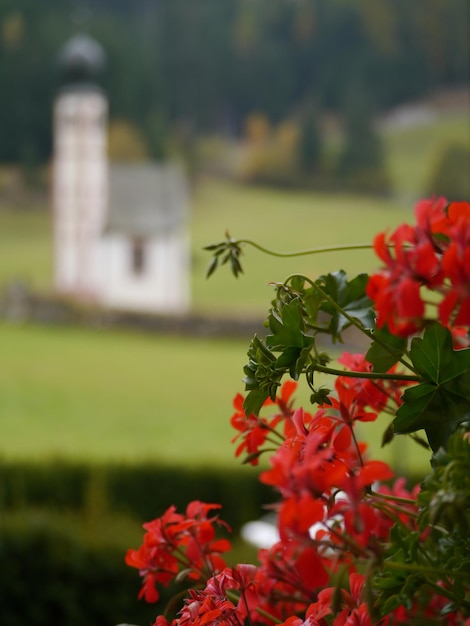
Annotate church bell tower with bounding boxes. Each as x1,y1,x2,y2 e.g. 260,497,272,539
52,33,108,300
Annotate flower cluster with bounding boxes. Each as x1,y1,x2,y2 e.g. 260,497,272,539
125,501,231,604
126,198,470,625
128,381,427,624
367,198,470,337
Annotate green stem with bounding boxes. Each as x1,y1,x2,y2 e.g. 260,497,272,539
370,498,418,520
383,560,468,581
369,491,417,506
424,580,467,605
311,363,420,382
350,422,365,467
254,606,284,624
236,240,374,259
259,421,287,442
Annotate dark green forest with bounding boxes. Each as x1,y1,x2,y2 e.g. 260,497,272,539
0,0,468,165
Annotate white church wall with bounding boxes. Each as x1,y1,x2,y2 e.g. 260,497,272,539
100,231,190,314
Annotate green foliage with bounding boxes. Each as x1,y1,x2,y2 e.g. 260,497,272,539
427,143,470,201
0,461,273,533
366,325,407,372
107,118,150,162
246,290,468,456
0,510,157,626
237,120,303,189
205,234,244,278
337,90,392,195
0,459,273,624
243,334,283,416
205,234,469,462
204,215,469,622
314,271,375,337
298,110,323,175
386,114,470,198
234,267,375,415
394,324,470,451
373,427,470,618
0,503,260,626
1,0,467,167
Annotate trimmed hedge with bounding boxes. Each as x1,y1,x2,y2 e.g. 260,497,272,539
0,510,162,626
0,460,270,625
0,460,273,531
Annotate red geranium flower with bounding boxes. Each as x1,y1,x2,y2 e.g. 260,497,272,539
368,197,470,336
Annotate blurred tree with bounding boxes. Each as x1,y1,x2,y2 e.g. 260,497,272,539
243,113,271,145
298,109,322,175
107,119,150,162
0,2,65,165
0,0,467,168
427,143,470,201
337,87,391,194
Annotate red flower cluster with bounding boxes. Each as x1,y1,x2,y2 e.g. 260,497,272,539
231,380,297,465
125,501,231,603
156,565,260,626
283,572,385,626
335,352,409,414
127,384,467,625
259,402,394,541
367,198,470,337
128,380,425,624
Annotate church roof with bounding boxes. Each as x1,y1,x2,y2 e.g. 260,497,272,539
58,33,106,89
106,163,189,237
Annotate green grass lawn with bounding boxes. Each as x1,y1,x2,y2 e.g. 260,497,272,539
0,207,52,291
0,320,431,476
0,321,248,466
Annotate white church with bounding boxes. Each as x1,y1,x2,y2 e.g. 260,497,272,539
52,34,190,314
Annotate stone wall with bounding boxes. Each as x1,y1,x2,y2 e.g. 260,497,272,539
0,281,265,340
0,281,367,349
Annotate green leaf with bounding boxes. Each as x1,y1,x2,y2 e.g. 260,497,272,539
275,346,302,374
310,387,332,405
203,242,226,252
366,325,407,372
206,255,219,278
266,298,312,350
410,322,470,383
242,335,283,415
243,389,270,417
204,233,244,279
316,271,375,340
290,275,306,292
275,344,312,380
303,285,324,325
394,323,470,451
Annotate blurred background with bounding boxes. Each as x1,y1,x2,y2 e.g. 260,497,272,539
0,1,469,624
1,0,469,198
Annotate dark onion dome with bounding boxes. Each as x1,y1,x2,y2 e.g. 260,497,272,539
58,33,106,88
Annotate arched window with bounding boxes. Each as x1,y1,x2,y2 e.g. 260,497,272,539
131,237,146,275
